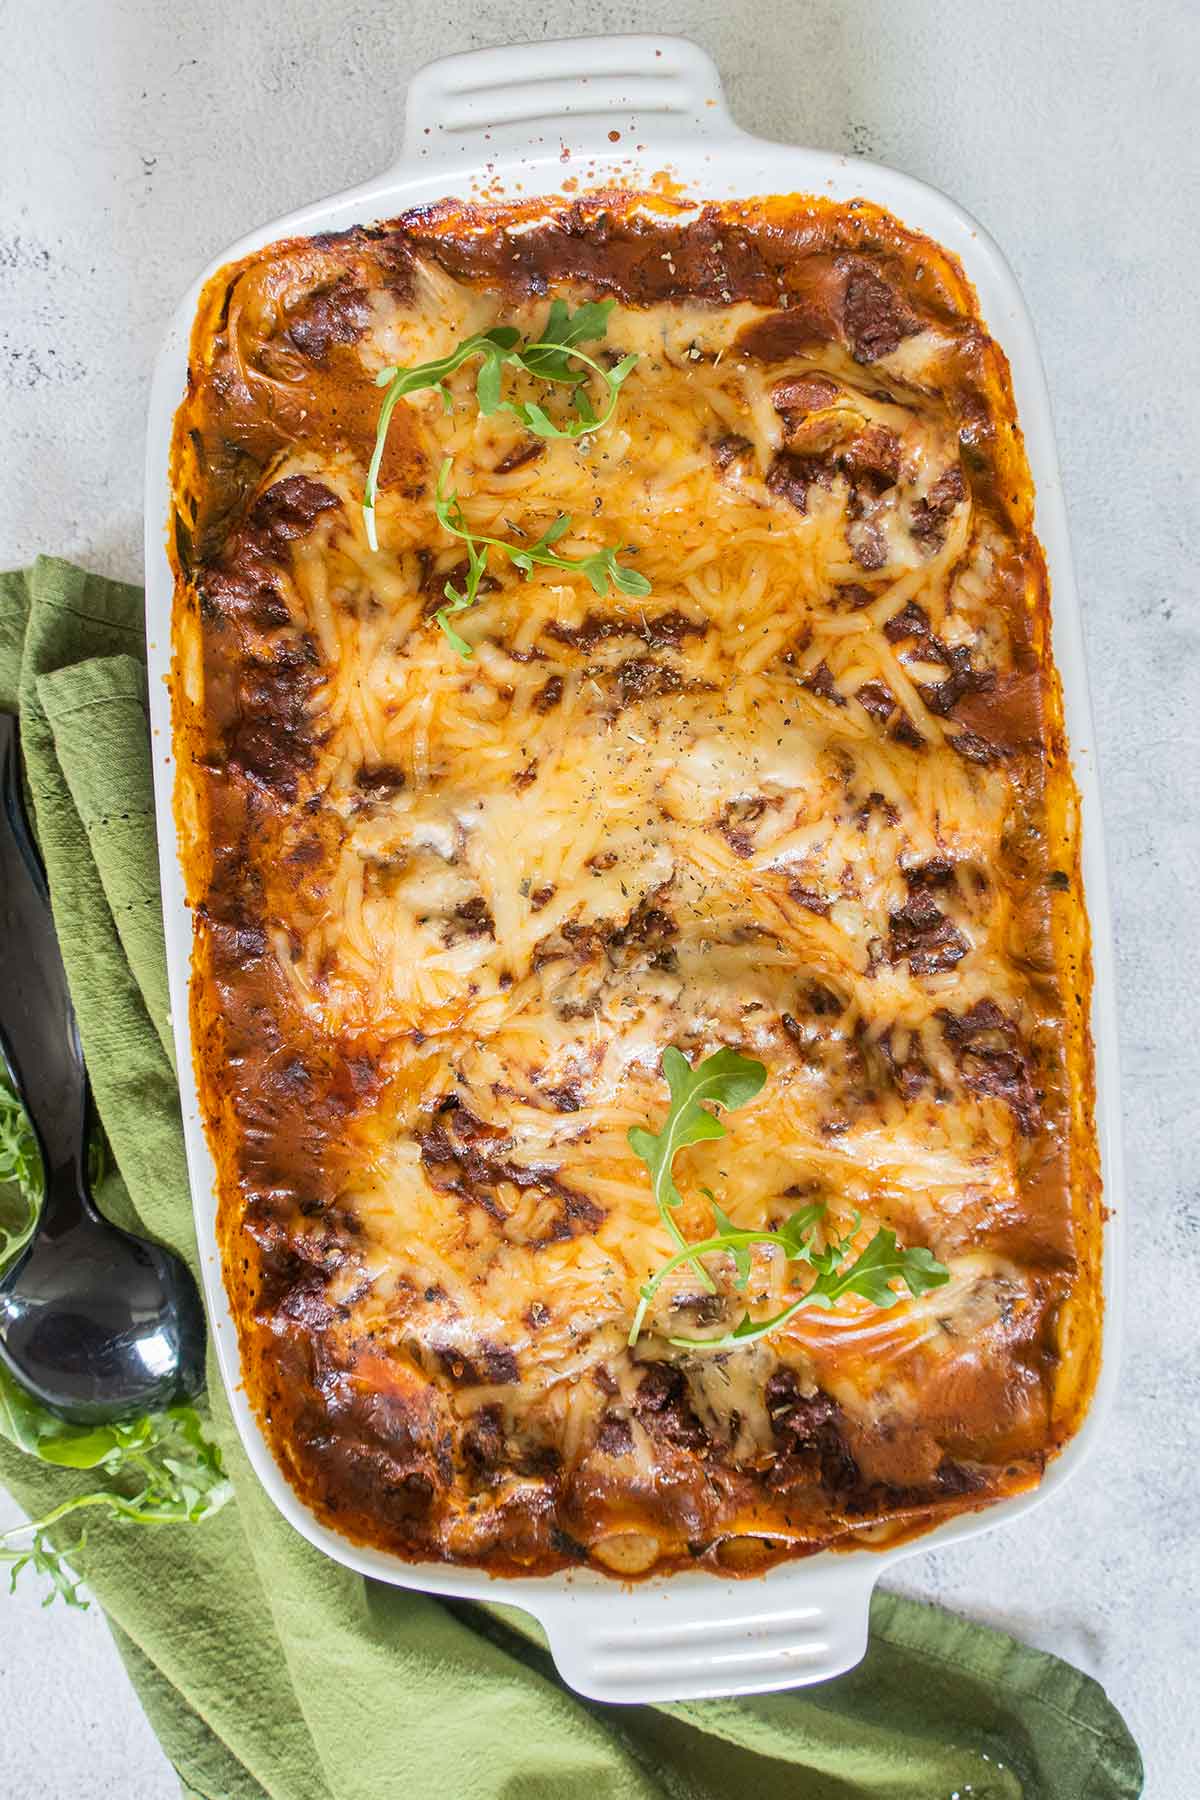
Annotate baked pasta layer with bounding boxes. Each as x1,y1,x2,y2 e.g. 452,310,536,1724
170,192,1102,1578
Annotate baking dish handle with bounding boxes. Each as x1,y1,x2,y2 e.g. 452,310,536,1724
398,35,736,169
534,1558,880,1704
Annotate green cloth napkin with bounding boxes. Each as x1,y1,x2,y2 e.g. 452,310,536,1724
0,556,1142,1800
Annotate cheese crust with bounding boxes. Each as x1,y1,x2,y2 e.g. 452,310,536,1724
170,192,1102,1578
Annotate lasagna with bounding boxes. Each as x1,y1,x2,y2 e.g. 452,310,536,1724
170,192,1102,1578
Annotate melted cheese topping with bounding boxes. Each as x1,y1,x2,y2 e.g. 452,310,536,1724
172,196,1101,1576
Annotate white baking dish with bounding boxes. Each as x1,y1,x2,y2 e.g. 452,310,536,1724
144,34,1124,1704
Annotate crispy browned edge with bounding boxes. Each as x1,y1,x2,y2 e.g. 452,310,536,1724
167,189,1104,1575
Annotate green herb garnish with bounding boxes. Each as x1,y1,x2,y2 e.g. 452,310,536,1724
430,458,650,656
0,1373,232,1607
363,298,637,550
1,1528,89,1609
654,1210,950,1350
626,1046,950,1349
482,297,638,439
0,1087,230,1608
1,1076,105,1269
0,1076,42,1270
626,1047,767,1339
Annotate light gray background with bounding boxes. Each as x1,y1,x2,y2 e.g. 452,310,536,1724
2,1,1196,1795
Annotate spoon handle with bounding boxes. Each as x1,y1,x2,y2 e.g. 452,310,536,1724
0,714,90,1232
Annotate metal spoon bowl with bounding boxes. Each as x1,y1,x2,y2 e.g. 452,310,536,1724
0,712,205,1422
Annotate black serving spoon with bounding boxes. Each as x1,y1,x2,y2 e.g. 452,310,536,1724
0,712,205,1422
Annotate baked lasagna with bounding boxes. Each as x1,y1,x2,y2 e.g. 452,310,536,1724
170,192,1102,1578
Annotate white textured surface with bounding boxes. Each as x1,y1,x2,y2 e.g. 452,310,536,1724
0,2,1195,1796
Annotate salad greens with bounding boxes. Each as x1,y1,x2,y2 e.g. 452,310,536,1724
0,1076,41,1270
627,1046,766,1328
431,459,649,656
0,1084,229,1608
363,297,637,550
627,1046,951,1349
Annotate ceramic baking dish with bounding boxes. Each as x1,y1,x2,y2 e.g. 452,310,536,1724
144,34,1123,1704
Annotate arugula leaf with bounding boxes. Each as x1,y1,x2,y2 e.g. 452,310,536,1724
777,1203,827,1259
0,1376,233,1606
0,1075,41,1272
506,515,649,598
666,1223,952,1351
4,1530,89,1609
626,1047,766,1335
708,1197,751,1290
429,477,493,656
477,300,631,438
807,1226,951,1310
0,1364,124,1467
502,351,638,441
363,302,639,548
0,1088,230,1606
520,298,614,380
627,1204,823,1347
474,350,505,416
577,544,652,599
362,327,521,550
507,513,573,572
628,1047,766,1228
430,459,650,656
624,1048,950,1350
